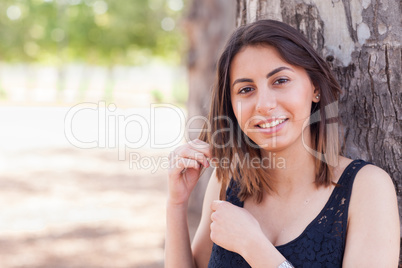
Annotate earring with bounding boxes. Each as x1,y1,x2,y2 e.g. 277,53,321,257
315,94,320,99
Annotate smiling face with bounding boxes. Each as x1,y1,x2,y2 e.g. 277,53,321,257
230,45,320,153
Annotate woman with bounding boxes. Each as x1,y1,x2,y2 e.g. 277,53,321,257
165,20,399,267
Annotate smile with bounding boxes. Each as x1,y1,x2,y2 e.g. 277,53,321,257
257,118,288,129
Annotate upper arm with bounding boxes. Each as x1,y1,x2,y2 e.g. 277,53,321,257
192,168,221,268
343,165,400,267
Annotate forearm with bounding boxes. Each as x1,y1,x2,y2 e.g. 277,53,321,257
165,201,196,268
242,235,287,268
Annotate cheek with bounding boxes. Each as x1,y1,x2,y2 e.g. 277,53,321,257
286,88,313,115
287,94,311,108
231,99,254,128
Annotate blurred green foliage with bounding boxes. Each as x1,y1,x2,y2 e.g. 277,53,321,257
0,0,185,65
151,88,164,103
171,78,187,105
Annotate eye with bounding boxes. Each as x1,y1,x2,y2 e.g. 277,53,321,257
238,87,254,94
273,78,289,85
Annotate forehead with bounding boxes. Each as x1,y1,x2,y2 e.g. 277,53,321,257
230,45,287,78
230,45,307,83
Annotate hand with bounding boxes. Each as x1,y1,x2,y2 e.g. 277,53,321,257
210,200,265,256
167,139,212,205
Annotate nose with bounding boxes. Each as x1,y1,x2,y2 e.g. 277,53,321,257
256,88,277,115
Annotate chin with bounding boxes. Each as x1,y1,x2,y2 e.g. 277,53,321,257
256,137,299,152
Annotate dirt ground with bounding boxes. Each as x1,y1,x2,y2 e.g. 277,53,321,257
0,146,200,268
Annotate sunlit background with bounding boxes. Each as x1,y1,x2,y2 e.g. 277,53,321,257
0,0,188,267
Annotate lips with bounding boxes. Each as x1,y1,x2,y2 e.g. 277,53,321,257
255,117,288,129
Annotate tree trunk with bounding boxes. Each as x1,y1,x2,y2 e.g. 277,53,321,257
237,0,401,263
184,1,236,219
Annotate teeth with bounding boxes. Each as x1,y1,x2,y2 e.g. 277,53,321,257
258,119,286,128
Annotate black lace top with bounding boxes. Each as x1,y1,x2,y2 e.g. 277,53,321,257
208,159,370,268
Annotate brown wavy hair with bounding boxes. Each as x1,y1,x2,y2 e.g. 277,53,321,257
199,19,341,203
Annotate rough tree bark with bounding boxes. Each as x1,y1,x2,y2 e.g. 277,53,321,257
237,0,401,263
184,1,235,216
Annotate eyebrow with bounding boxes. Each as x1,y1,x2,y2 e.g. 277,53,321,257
232,66,294,87
266,66,293,78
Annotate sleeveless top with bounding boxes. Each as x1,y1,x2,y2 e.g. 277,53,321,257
208,159,370,268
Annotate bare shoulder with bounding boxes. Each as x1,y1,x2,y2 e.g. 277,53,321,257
349,161,397,216
352,162,396,203
343,161,399,266
336,156,395,197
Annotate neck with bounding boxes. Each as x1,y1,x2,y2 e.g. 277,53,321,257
260,137,318,197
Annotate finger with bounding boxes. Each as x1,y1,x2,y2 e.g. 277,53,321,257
173,147,210,168
210,222,214,236
169,139,212,169
171,158,201,175
210,222,219,243
188,139,213,159
210,211,216,222
189,138,210,149
210,200,225,211
170,151,207,170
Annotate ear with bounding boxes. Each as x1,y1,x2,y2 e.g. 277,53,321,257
312,86,320,103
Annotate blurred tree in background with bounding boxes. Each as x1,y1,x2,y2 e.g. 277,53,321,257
0,0,185,65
